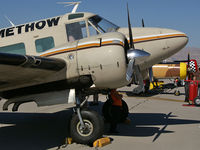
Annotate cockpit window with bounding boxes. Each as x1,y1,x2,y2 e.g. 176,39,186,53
88,22,99,36
88,15,119,33
66,21,87,42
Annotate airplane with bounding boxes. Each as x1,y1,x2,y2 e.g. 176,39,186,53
149,57,198,95
0,3,188,144
152,62,187,80
150,54,198,83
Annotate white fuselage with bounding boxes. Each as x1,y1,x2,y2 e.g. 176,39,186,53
0,12,188,91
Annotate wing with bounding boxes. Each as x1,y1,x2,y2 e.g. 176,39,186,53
0,52,66,92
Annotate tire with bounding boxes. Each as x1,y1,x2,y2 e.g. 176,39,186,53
194,96,200,106
70,109,104,144
102,99,129,122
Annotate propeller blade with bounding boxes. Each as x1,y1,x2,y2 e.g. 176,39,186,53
187,53,190,63
127,3,134,49
126,59,135,82
149,67,153,82
142,18,145,27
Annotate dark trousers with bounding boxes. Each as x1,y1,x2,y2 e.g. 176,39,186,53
185,82,189,102
110,105,122,132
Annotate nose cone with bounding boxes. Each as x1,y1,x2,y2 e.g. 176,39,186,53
161,28,188,55
164,28,188,45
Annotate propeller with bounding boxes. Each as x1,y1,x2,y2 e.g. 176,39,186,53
187,53,190,65
126,3,150,82
187,53,191,72
142,18,145,27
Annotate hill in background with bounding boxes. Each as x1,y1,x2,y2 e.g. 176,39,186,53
166,47,200,65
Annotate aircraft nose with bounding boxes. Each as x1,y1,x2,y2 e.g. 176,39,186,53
162,29,188,54
173,30,188,47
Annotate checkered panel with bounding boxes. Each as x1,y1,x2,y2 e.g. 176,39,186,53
189,60,197,72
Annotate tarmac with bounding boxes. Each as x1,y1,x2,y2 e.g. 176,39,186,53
0,83,200,150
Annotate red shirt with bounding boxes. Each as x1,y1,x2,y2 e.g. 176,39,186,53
110,90,122,106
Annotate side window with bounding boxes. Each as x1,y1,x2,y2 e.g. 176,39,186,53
35,37,55,53
66,21,87,42
0,43,26,55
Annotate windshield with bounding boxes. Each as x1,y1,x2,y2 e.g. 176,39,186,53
88,15,119,33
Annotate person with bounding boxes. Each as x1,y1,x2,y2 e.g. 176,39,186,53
184,81,189,102
110,89,123,107
108,89,123,133
185,72,194,102
193,71,200,97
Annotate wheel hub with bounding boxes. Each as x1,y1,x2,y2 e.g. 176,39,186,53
77,119,94,137
195,99,200,105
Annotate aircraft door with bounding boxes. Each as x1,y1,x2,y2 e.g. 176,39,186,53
65,21,88,78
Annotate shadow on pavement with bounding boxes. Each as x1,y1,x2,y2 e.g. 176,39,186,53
106,111,200,142
0,109,72,150
0,103,199,149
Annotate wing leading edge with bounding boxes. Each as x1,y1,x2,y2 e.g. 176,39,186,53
0,52,67,92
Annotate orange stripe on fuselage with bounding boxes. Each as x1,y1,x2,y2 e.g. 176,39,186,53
40,34,186,57
77,43,100,49
132,34,186,43
40,47,76,57
40,40,123,57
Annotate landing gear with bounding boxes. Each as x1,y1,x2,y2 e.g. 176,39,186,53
102,99,129,123
69,91,104,144
70,109,104,144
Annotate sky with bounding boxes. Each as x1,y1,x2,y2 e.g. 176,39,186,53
0,0,200,48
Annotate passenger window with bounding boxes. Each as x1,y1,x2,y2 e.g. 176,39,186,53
66,21,87,42
35,37,55,53
0,43,26,55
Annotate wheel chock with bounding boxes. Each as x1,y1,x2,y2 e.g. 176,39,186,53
93,137,111,147
65,137,73,144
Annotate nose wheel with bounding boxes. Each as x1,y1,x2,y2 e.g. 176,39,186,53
70,109,104,144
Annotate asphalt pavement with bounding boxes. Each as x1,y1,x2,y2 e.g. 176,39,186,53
0,84,200,150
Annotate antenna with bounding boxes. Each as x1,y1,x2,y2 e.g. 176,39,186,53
57,1,81,13
4,15,15,27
